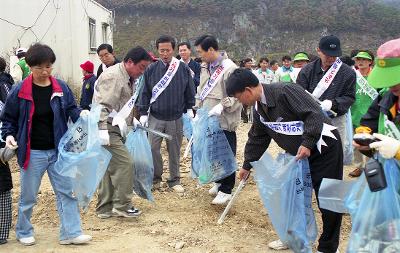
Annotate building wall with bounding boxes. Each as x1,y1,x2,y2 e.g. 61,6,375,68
0,0,113,87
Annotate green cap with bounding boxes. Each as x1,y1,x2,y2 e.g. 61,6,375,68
368,58,400,89
353,51,372,60
293,52,309,62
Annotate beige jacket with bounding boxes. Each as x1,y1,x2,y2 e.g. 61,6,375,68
195,52,242,131
93,63,135,130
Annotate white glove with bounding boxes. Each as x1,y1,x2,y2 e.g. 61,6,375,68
208,103,224,117
320,100,332,111
80,110,90,117
369,133,400,159
99,130,110,146
186,109,194,118
112,116,128,137
140,115,148,127
133,117,141,129
5,136,18,150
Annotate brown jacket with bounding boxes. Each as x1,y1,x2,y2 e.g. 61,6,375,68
93,63,136,130
195,52,242,131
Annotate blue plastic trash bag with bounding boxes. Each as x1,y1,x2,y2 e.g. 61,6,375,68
191,108,237,184
345,158,400,253
251,152,317,253
55,104,111,211
343,110,354,165
318,178,358,214
125,128,154,201
182,113,193,140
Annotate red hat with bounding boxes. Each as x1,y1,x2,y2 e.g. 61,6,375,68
80,60,94,73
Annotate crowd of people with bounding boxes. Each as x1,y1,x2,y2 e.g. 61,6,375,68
0,33,399,253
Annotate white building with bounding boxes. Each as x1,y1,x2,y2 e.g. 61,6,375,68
0,0,113,87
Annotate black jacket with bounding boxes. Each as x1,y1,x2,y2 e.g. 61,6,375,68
187,59,201,88
0,72,14,104
243,83,338,169
296,58,356,117
96,59,120,79
360,90,396,133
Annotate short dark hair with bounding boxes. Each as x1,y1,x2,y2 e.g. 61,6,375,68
156,35,176,50
282,55,291,61
97,44,113,54
259,57,269,64
178,41,191,50
0,57,6,72
226,68,259,97
124,46,152,64
270,60,278,66
25,43,56,67
194,35,218,51
17,52,26,59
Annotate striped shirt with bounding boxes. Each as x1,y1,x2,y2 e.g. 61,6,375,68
243,83,336,169
137,60,196,121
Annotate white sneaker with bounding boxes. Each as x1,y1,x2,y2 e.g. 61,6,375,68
211,191,232,205
18,236,35,246
172,184,185,193
60,234,92,245
96,211,113,219
317,250,340,253
208,183,221,196
268,239,289,250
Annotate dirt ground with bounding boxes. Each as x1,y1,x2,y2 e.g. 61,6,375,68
1,122,355,253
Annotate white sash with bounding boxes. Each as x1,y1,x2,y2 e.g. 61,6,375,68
150,57,180,104
199,59,236,101
255,103,337,153
312,58,343,99
111,77,143,124
353,67,378,100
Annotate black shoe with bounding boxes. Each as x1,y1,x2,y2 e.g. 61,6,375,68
0,239,7,245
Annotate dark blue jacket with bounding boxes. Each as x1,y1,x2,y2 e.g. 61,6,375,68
80,74,96,110
0,74,81,169
188,59,201,89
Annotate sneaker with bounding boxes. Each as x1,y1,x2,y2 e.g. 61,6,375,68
112,207,142,218
171,184,185,193
317,250,340,253
268,239,289,250
211,191,232,205
0,239,7,245
97,211,113,219
208,183,221,196
60,234,92,245
18,236,35,246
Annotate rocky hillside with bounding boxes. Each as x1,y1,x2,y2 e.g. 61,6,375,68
98,0,400,60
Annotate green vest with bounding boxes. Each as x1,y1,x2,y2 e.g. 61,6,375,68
351,76,375,127
16,58,31,80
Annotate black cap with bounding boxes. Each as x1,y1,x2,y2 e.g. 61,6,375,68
319,35,342,57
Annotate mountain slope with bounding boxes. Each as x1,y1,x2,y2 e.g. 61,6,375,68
98,0,400,59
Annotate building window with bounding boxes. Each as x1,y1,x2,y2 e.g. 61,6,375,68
102,23,109,43
89,18,96,51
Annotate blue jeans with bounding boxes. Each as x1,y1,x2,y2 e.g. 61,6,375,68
16,149,82,240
